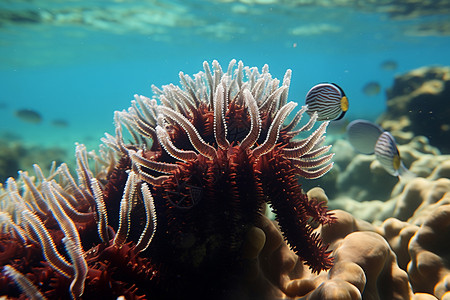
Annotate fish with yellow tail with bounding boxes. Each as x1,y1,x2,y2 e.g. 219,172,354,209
374,131,411,178
305,83,348,121
346,119,414,179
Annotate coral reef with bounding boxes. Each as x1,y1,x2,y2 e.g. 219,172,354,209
0,136,69,183
378,66,450,153
222,189,450,299
302,134,448,206
303,66,450,208
1,61,449,300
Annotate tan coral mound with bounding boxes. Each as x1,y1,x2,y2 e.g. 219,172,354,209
244,188,450,299
408,201,450,298
327,135,450,222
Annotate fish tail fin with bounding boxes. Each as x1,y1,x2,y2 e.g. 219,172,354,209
398,163,416,182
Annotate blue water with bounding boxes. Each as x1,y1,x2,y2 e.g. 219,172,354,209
1,1,450,153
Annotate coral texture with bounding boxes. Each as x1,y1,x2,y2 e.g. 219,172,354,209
0,136,68,183
0,60,336,299
245,190,450,299
378,66,450,153
220,188,450,299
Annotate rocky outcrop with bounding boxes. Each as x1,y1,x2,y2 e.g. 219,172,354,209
378,66,450,153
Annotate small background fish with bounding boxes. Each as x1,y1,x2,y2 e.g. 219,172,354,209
51,119,69,128
380,60,398,71
362,81,381,96
14,109,42,124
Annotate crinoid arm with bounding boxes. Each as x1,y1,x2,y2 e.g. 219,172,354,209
258,152,334,273
254,100,335,273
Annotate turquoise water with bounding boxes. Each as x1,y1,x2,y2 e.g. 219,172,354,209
1,0,450,153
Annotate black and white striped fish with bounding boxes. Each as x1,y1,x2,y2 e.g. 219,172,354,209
305,83,348,121
374,131,409,177
346,119,414,179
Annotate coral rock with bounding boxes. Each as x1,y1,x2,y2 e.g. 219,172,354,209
378,66,450,153
408,200,450,297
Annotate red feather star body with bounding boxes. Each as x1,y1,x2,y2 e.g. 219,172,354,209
0,60,335,299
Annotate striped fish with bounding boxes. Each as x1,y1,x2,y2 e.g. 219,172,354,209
346,119,384,154
374,131,409,177
305,83,348,121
